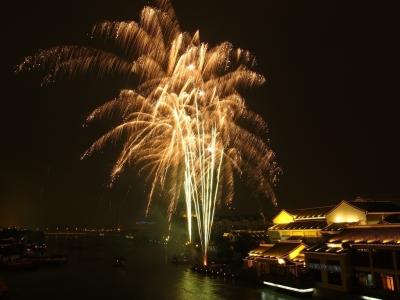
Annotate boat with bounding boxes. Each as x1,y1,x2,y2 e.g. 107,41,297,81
26,255,68,267
113,256,126,267
3,258,38,271
40,255,68,266
125,234,135,240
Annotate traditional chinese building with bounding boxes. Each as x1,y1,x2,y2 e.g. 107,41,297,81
326,198,400,224
268,205,335,242
244,240,306,273
305,224,400,300
268,198,400,243
245,198,400,298
243,239,314,294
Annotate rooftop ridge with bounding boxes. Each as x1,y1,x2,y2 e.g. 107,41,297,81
283,205,335,211
351,199,398,203
347,224,400,229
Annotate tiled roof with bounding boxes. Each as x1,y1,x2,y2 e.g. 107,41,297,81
305,225,400,253
249,244,274,255
285,206,335,220
328,225,400,245
259,241,304,259
305,244,350,254
348,200,400,213
270,221,352,232
322,222,352,232
269,220,327,230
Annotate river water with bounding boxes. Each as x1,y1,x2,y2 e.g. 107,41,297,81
1,236,299,300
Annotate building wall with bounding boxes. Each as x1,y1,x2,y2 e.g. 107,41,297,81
326,201,366,225
280,229,321,238
305,252,351,292
366,213,386,224
268,230,280,241
352,247,400,295
272,210,294,224
268,229,322,242
306,247,400,298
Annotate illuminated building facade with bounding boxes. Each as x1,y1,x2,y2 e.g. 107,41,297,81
243,239,314,294
268,206,335,242
305,224,400,300
245,198,400,298
269,198,400,243
326,198,400,225
244,240,306,272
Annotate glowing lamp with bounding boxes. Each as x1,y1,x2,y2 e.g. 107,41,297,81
263,281,314,293
278,258,285,265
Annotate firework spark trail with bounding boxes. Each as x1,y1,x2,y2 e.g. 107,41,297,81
182,105,224,264
17,0,281,264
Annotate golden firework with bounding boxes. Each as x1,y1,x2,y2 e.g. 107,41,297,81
17,0,280,265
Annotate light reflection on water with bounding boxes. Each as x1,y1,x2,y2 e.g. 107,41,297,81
1,236,299,300
178,270,298,300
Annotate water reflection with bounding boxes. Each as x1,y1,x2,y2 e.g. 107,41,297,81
1,237,299,300
177,266,298,300
261,290,297,300
179,271,218,300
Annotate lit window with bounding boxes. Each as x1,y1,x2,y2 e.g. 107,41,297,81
381,274,395,291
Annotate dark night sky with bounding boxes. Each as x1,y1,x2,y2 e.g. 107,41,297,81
1,1,398,227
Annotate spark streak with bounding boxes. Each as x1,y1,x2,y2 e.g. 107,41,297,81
17,0,281,265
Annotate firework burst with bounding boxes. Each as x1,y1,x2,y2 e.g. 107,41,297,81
17,0,280,265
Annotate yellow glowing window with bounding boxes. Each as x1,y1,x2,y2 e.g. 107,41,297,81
382,275,395,291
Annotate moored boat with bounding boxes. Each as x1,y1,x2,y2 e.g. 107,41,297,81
26,255,68,267
3,257,38,271
113,256,126,267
